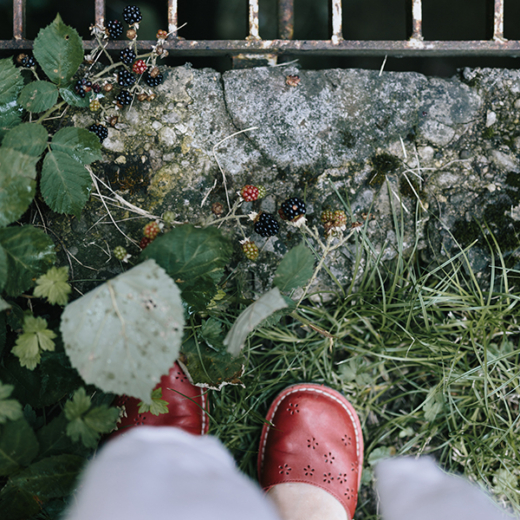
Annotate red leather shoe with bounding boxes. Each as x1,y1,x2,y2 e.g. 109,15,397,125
258,383,363,520
108,362,210,439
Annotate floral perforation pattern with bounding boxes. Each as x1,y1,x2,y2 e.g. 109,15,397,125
323,472,334,484
175,370,186,383
336,473,352,499
303,465,315,477
286,402,300,415
324,451,335,464
133,413,148,426
278,464,292,475
341,434,352,447
307,437,319,449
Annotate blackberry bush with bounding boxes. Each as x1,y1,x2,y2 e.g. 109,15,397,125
107,20,123,38
280,197,306,221
254,213,280,237
117,69,136,87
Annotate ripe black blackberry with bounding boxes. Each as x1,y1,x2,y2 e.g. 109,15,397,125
107,20,123,39
143,71,163,87
254,213,280,237
20,55,36,68
117,69,136,87
120,47,136,65
74,78,92,98
122,5,142,25
116,90,133,106
280,197,306,221
89,124,108,142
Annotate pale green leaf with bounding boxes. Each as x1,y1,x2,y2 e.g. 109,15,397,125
63,388,91,420
51,127,102,165
60,260,185,403
12,316,56,370
0,225,56,297
0,380,22,424
0,102,22,140
33,14,84,87
138,388,169,416
224,287,288,356
83,406,120,432
18,81,59,113
0,298,9,313
2,122,48,157
59,86,91,107
33,266,71,306
0,58,24,105
66,418,98,449
40,150,92,216
273,242,315,292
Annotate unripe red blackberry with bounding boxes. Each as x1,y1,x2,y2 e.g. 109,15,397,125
132,59,147,74
333,210,347,228
242,241,259,261
241,185,259,202
140,237,152,250
321,210,334,223
143,222,160,240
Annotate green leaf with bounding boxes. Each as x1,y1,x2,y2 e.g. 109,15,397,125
33,266,71,305
0,418,39,476
0,58,24,105
0,381,23,424
138,388,169,416
0,103,22,140
36,414,89,460
18,81,59,113
0,483,41,520
224,288,288,356
0,148,38,227
0,226,56,297
0,297,9,312
9,454,85,500
0,245,7,292
64,389,118,448
33,14,83,87
367,446,394,467
200,318,223,348
142,224,233,311
59,86,91,107
40,150,92,216
2,122,48,157
181,337,245,389
60,260,185,403
273,242,315,292
51,126,102,165
12,316,56,370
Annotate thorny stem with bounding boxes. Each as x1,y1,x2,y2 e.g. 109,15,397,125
36,101,66,124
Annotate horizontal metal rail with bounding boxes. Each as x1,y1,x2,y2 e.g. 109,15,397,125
2,0,519,57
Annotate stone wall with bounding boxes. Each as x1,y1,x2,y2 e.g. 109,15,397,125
56,64,520,296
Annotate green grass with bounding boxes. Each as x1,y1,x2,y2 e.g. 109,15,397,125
208,198,520,518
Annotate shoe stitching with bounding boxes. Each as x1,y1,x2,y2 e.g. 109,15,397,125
260,387,361,475
201,392,207,435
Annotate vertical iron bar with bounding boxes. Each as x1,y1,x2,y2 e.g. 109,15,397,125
13,0,26,40
249,0,260,39
95,0,105,28
331,0,342,44
493,0,504,40
168,0,178,38
411,0,423,40
278,0,294,40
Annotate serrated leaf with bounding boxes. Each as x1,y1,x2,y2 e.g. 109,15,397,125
33,14,83,87
66,418,98,448
0,226,56,297
18,81,59,113
0,148,38,227
142,224,233,311
0,483,41,520
9,454,85,500
36,414,89,460
273,242,315,292
2,122,48,157
224,288,288,356
40,150,92,216
83,405,119,433
0,381,22,424
0,418,39,476
60,260,185,403
0,58,24,105
180,338,245,390
12,316,56,370
367,446,395,466
33,266,71,306
200,318,223,348
51,127,102,165
58,86,91,107
0,102,22,140
138,388,169,416
64,388,91,420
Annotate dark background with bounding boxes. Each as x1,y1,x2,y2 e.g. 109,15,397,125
1,0,520,76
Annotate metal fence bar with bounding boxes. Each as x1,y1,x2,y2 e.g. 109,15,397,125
168,0,178,38
493,0,504,41
331,0,343,45
95,0,105,29
13,0,26,40
278,0,294,40
411,0,423,41
248,0,260,39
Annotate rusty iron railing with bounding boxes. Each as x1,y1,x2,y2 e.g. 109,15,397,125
3,0,520,57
